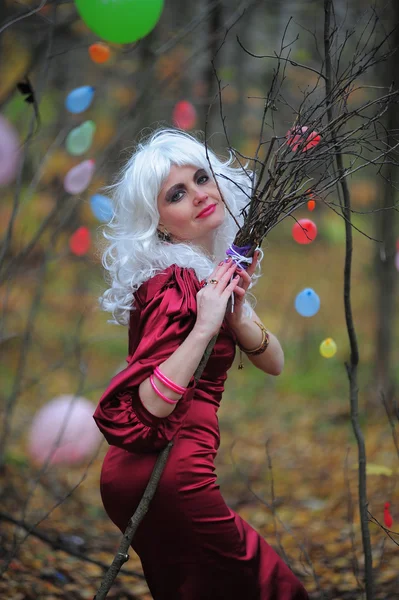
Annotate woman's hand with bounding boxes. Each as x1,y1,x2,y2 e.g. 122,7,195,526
195,259,241,339
225,251,260,330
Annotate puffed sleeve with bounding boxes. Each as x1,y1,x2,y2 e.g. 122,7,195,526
93,265,201,453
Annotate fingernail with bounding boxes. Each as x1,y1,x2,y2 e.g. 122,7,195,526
236,266,243,272
218,261,224,266
225,257,232,263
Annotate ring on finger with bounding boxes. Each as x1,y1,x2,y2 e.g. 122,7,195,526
209,279,219,284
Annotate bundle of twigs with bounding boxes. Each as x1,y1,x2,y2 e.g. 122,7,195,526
216,24,398,263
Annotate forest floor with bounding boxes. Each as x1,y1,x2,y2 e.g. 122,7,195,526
1,384,398,600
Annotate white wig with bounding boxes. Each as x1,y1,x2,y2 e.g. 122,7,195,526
100,128,263,325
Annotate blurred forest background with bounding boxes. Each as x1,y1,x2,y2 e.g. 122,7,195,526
0,0,398,599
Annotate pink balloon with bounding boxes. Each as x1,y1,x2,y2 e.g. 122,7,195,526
0,115,21,187
64,159,95,195
172,100,197,130
28,395,102,466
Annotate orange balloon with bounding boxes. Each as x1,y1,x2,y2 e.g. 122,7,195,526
70,227,91,256
307,199,316,211
89,43,111,64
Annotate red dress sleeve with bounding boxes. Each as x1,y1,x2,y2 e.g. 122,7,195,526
93,265,200,453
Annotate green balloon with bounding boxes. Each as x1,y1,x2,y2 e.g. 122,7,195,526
66,121,96,156
74,0,164,44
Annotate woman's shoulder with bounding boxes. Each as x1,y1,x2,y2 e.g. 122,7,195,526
134,264,200,308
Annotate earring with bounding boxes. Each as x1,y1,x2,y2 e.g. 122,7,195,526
157,228,172,242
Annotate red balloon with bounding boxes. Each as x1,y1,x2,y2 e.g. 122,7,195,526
69,226,91,256
384,502,393,528
292,219,317,244
286,126,321,152
172,100,197,130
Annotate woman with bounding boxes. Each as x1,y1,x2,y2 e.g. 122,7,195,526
94,129,308,599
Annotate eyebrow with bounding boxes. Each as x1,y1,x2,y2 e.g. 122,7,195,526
164,168,205,202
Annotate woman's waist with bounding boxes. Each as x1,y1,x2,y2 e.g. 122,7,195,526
193,381,223,405
183,394,219,422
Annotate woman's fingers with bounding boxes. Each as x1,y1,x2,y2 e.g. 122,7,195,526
215,264,237,292
235,267,251,290
201,262,237,296
233,285,246,297
225,274,241,295
206,252,259,295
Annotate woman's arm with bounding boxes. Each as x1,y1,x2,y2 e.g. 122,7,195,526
139,260,241,418
138,325,212,418
231,310,284,376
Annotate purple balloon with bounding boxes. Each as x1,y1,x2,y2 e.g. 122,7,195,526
64,159,95,195
28,395,102,466
0,115,21,187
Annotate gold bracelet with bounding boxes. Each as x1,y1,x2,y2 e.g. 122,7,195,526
237,321,270,369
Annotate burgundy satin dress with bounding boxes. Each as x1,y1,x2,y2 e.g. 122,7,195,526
94,265,308,600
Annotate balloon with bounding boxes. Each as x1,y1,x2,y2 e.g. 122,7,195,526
286,126,321,152
65,86,95,114
0,115,21,187
384,502,393,528
90,194,114,222
395,252,399,272
89,42,111,63
292,218,317,244
64,159,95,194
319,338,337,358
69,226,91,256
28,395,101,466
172,100,197,130
295,288,320,317
66,121,96,156
307,199,316,211
75,0,164,44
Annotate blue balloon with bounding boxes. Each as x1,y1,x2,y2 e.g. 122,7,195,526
295,288,320,317
65,86,95,114
90,194,113,222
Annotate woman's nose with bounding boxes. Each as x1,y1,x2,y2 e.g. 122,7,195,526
193,188,208,204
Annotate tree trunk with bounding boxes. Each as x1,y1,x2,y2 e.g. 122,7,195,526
373,0,399,407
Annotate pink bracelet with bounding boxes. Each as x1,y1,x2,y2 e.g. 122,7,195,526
149,375,179,405
154,366,187,395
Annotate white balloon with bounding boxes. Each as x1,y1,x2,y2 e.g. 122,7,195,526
28,395,102,466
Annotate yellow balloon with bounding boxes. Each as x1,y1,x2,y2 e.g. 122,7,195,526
320,338,337,358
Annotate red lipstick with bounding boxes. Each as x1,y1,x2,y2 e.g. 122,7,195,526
197,204,217,218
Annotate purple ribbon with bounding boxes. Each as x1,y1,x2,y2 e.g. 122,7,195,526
225,243,253,270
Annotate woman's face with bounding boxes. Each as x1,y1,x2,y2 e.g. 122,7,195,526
157,164,225,253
